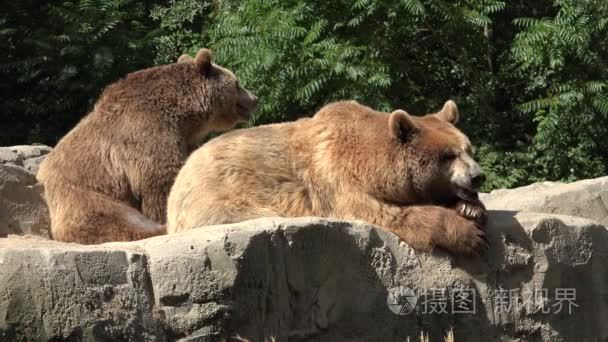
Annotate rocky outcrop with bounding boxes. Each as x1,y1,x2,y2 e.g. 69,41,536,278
0,145,52,175
481,176,608,227
1,215,607,341
0,145,51,238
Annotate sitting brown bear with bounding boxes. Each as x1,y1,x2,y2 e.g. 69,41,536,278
38,48,257,244
167,100,488,255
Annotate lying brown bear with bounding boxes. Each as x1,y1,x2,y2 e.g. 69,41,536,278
38,49,257,244
167,100,488,255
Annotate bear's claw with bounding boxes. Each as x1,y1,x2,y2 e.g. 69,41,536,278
454,200,488,226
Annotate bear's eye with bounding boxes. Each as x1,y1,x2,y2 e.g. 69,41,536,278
442,152,458,161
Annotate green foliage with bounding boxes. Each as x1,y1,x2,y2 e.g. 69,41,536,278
2,0,607,190
199,0,510,127
205,0,395,124
496,0,608,188
0,0,159,144
150,0,211,64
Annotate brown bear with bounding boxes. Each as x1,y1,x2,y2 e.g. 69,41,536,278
37,48,257,244
167,100,488,255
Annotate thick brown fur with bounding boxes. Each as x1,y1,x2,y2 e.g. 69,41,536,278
167,100,488,255
38,48,257,244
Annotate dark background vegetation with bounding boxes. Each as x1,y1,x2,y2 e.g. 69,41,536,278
1,0,607,191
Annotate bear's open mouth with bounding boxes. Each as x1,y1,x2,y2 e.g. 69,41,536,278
455,186,479,202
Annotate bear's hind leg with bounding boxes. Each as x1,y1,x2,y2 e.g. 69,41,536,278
169,197,282,233
50,187,165,244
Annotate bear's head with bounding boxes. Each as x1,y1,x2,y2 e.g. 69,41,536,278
177,49,258,143
384,100,484,205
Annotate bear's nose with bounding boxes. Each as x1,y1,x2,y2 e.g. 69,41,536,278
471,173,486,189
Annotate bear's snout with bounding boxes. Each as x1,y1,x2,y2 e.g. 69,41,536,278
237,89,258,117
467,160,484,190
471,172,485,190
248,94,258,109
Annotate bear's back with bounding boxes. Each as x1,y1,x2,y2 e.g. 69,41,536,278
38,112,135,202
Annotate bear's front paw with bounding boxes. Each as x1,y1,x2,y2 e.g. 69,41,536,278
440,212,488,256
454,200,488,225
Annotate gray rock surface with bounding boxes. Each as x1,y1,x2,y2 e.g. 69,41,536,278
0,163,50,238
0,145,51,238
481,176,608,227
22,155,47,175
0,145,52,174
1,215,607,341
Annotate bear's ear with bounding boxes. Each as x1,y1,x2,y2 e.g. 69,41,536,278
389,109,418,142
194,48,213,76
177,54,194,63
435,100,459,125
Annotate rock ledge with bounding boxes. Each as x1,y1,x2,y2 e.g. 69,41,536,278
1,215,607,341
